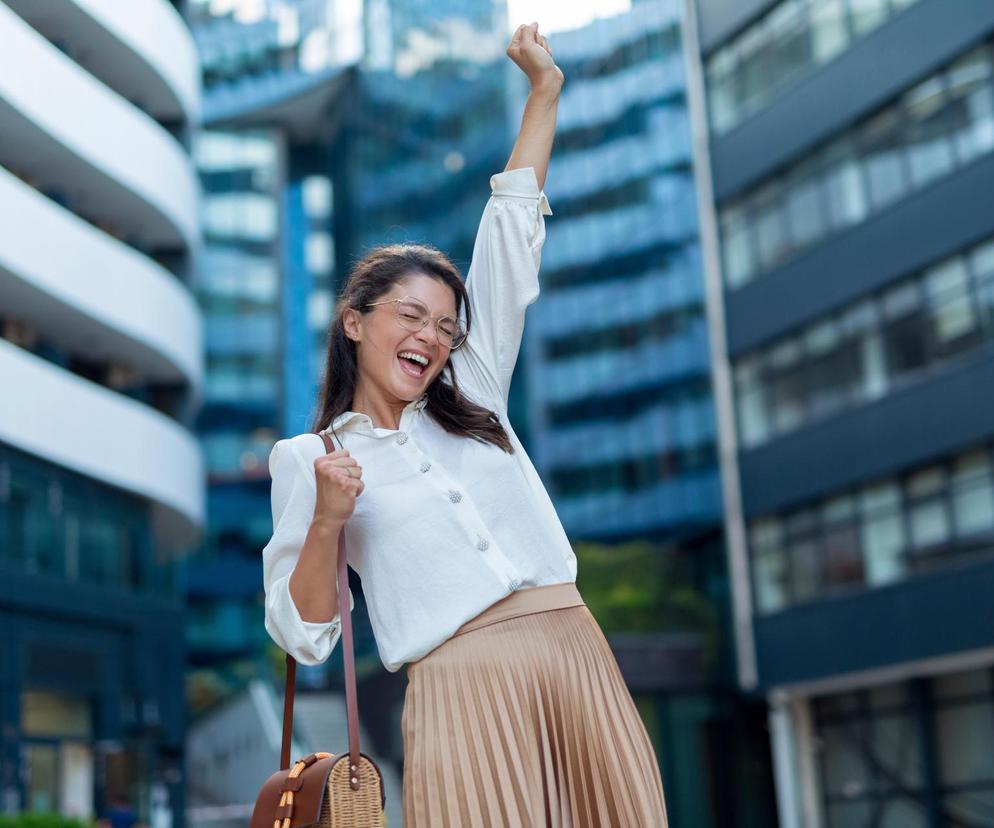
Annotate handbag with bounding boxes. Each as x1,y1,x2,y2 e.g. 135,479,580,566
251,431,387,828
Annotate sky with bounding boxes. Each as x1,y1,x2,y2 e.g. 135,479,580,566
505,0,632,35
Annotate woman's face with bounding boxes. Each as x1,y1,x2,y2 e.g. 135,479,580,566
348,272,458,404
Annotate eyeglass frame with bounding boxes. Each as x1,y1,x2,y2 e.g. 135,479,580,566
360,295,468,350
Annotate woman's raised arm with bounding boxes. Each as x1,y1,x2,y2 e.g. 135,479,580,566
447,24,562,411
504,22,563,190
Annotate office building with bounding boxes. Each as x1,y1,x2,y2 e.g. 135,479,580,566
0,1,202,823
685,1,994,824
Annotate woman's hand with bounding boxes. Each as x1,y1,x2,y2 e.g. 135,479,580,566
312,448,364,527
507,22,563,94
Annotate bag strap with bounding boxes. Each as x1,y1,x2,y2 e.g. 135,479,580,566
280,430,363,791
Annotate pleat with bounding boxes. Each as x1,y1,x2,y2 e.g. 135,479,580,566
401,602,669,828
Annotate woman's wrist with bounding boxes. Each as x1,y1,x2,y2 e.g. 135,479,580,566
310,513,345,535
529,79,562,102
529,68,562,99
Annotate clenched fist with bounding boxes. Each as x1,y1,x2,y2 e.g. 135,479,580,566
507,21,563,92
313,448,364,526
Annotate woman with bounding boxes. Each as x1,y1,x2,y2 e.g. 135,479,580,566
262,21,669,828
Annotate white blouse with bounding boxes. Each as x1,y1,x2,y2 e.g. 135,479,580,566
262,166,577,673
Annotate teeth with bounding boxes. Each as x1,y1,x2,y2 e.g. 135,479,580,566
399,351,429,366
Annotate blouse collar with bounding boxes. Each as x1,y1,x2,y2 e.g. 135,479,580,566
326,392,428,434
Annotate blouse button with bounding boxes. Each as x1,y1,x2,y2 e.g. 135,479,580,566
396,432,408,445
448,489,462,503
476,536,490,551
420,461,431,473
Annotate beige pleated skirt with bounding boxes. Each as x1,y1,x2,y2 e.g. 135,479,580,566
401,581,669,827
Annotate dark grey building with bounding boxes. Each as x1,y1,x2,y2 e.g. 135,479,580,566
684,0,994,825
525,4,778,827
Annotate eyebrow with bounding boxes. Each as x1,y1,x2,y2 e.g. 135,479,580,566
406,297,458,317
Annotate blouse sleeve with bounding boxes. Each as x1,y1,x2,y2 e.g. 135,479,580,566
453,165,553,411
262,438,355,666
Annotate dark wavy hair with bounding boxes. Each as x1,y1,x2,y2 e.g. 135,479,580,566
311,243,514,453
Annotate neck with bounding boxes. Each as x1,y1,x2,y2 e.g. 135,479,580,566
351,382,406,431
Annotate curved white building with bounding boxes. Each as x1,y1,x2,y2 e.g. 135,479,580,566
0,0,204,545
0,3,202,819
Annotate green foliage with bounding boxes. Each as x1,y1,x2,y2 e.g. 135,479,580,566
574,539,721,671
0,813,98,828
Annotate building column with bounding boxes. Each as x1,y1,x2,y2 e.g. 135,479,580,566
768,691,822,828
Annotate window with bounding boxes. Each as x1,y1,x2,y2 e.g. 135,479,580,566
810,0,849,63
738,20,773,118
717,37,994,290
721,206,755,288
936,702,994,786
731,234,994,447
924,258,978,357
767,338,805,432
786,509,822,601
946,45,994,165
859,106,909,210
764,0,811,92
859,483,906,585
751,518,788,612
749,445,994,609
706,47,738,133
971,239,994,332
704,0,922,136
735,356,769,447
907,467,950,551
881,281,927,378
951,452,994,536
872,712,924,790
849,0,889,36
752,180,792,270
815,675,994,828
821,720,874,798
822,138,869,230
785,158,828,248
902,76,955,188
803,318,853,417
822,496,863,587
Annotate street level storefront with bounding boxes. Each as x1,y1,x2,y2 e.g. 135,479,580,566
769,660,994,826
0,443,187,826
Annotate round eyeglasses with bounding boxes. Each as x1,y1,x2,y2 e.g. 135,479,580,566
362,296,468,350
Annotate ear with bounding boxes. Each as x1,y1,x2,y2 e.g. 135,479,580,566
342,307,362,343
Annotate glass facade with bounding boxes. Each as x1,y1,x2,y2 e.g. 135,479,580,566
750,442,994,613
188,127,288,673
190,0,362,87
735,233,994,448
719,41,994,288
813,666,994,826
195,128,283,478
0,443,173,598
528,2,721,539
706,0,921,136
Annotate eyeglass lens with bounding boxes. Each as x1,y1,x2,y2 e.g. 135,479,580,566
397,299,466,345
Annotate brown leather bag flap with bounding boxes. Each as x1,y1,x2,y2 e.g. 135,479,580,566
250,755,338,828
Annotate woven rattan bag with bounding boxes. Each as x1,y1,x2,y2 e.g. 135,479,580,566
251,431,387,828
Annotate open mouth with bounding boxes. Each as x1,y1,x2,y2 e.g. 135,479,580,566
397,352,428,378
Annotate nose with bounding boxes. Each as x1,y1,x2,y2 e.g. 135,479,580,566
415,321,438,348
